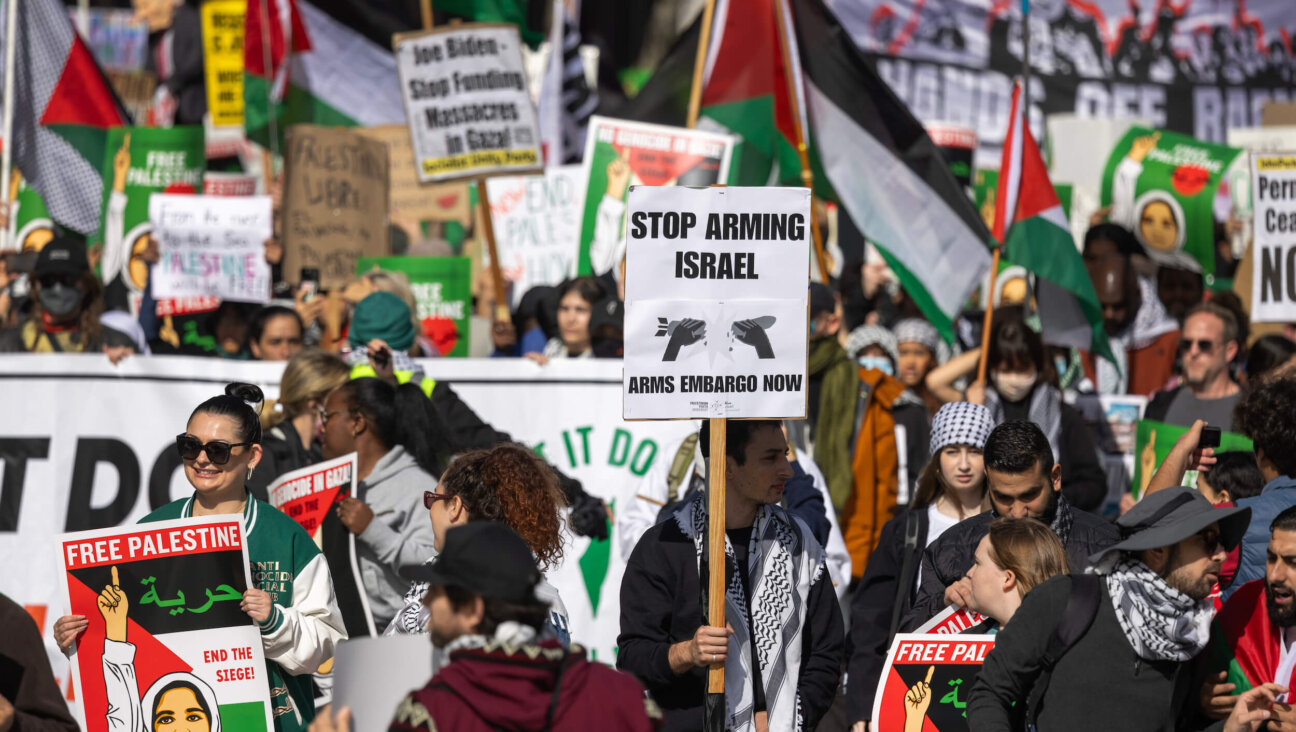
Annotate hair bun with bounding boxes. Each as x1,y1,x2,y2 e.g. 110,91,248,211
225,382,265,412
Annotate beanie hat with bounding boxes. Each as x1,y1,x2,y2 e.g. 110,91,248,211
929,402,995,455
845,324,898,364
349,291,416,351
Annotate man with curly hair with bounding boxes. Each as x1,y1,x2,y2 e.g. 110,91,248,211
1224,378,1296,600
617,420,844,732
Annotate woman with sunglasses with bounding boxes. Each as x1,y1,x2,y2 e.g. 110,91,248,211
54,383,347,732
318,377,445,632
385,443,571,648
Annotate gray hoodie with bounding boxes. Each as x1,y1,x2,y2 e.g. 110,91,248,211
356,445,439,628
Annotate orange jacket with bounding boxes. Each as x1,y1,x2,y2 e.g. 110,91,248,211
840,368,905,578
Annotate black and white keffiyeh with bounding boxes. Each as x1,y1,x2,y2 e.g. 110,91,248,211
674,492,826,732
929,402,994,454
1091,555,1213,662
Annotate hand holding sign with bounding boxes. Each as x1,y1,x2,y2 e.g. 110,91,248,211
903,666,936,732
732,318,776,359
98,566,128,643
240,588,273,623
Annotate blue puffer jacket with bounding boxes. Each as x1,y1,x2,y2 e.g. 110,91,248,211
1226,475,1296,601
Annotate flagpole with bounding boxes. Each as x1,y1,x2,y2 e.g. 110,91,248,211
685,0,717,129
773,0,830,284
1020,0,1030,130
1,0,19,251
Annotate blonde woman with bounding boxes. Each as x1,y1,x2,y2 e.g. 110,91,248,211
964,517,1071,629
247,350,350,500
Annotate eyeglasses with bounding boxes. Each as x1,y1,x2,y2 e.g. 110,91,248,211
1198,528,1222,555
175,435,252,465
1179,339,1217,355
424,491,452,509
316,407,347,425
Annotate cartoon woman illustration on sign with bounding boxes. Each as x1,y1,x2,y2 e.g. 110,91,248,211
98,566,223,732
1110,131,1194,271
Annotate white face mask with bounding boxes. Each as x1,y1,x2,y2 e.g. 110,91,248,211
858,356,894,375
992,371,1037,402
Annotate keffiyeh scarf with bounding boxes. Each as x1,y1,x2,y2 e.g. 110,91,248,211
1092,555,1213,662
674,492,826,732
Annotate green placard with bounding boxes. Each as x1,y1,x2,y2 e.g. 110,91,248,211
1132,419,1253,499
973,168,1072,238
1100,126,1242,275
11,177,54,253
357,257,472,358
96,126,205,293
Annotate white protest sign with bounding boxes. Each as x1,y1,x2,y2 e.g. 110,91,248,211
623,186,810,419
394,24,542,183
485,164,584,307
1251,153,1296,323
149,194,273,303
333,635,435,732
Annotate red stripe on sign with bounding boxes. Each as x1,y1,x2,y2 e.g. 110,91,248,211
63,522,244,569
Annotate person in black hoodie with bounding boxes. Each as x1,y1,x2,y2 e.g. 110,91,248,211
847,402,994,729
903,421,1120,630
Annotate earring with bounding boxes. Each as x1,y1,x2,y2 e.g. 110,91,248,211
247,466,255,481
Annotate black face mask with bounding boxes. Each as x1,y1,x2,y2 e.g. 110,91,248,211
38,281,82,317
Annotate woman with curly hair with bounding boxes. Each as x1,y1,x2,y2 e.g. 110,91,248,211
384,443,572,646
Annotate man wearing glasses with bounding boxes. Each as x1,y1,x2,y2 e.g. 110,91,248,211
1146,302,1242,429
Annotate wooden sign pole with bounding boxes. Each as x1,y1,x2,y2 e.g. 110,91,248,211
477,178,511,323
706,416,727,694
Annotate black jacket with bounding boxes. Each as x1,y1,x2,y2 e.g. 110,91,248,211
616,510,844,731
246,419,321,503
846,507,929,723
0,593,79,731
966,574,1196,731
902,505,1119,630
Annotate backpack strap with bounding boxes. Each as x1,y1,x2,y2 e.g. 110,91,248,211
665,432,700,505
887,510,922,644
1027,574,1102,728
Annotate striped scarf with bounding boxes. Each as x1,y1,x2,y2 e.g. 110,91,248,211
674,492,826,731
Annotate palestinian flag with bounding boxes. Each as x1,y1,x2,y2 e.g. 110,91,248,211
1208,579,1290,696
789,0,990,338
11,0,128,235
995,79,1115,362
243,0,408,147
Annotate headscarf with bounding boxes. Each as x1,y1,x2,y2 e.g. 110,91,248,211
845,325,898,363
928,402,994,455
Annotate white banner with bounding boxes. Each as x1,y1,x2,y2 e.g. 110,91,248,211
394,24,542,182
623,186,811,419
1251,153,1296,323
485,165,585,308
0,356,695,705
149,194,273,303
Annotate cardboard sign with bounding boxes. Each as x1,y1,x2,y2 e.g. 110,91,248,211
149,194,273,302
872,634,995,732
96,126,206,302
484,165,584,307
622,186,810,420
357,256,473,357
202,0,246,128
1250,153,1296,323
1132,419,1253,498
577,117,735,277
59,516,273,732
394,24,542,182
355,125,474,225
1101,126,1244,274
105,70,157,127
282,124,390,289
914,605,987,635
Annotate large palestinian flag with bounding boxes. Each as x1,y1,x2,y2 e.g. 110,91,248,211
996,78,1115,362
1209,579,1292,697
11,0,128,235
243,0,407,146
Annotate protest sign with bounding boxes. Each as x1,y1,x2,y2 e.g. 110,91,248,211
9,175,54,253
914,605,988,635
1250,153,1296,323
59,515,273,732
872,634,995,731
204,172,258,197
282,125,390,289
578,117,735,278
77,8,148,71
393,24,542,183
266,453,375,637
974,169,1072,235
1132,419,1253,498
105,70,158,127
148,194,272,303
201,0,246,128
358,257,473,357
333,636,435,732
1101,126,1243,274
484,165,583,307
1101,395,1147,454
927,123,977,190
96,126,205,303
622,186,810,420
355,125,475,225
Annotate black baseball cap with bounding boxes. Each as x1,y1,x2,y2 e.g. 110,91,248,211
1091,486,1250,564
35,238,89,277
408,522,541,604
809,282,835,318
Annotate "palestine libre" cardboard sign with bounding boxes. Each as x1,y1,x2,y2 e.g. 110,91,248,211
872,634,995,732
59,515,273,732
623,186,809,420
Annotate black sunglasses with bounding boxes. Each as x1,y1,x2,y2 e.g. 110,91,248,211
1179,338,1217,355
1198,527,1222,555
175,434,252,465
424,490,452,509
